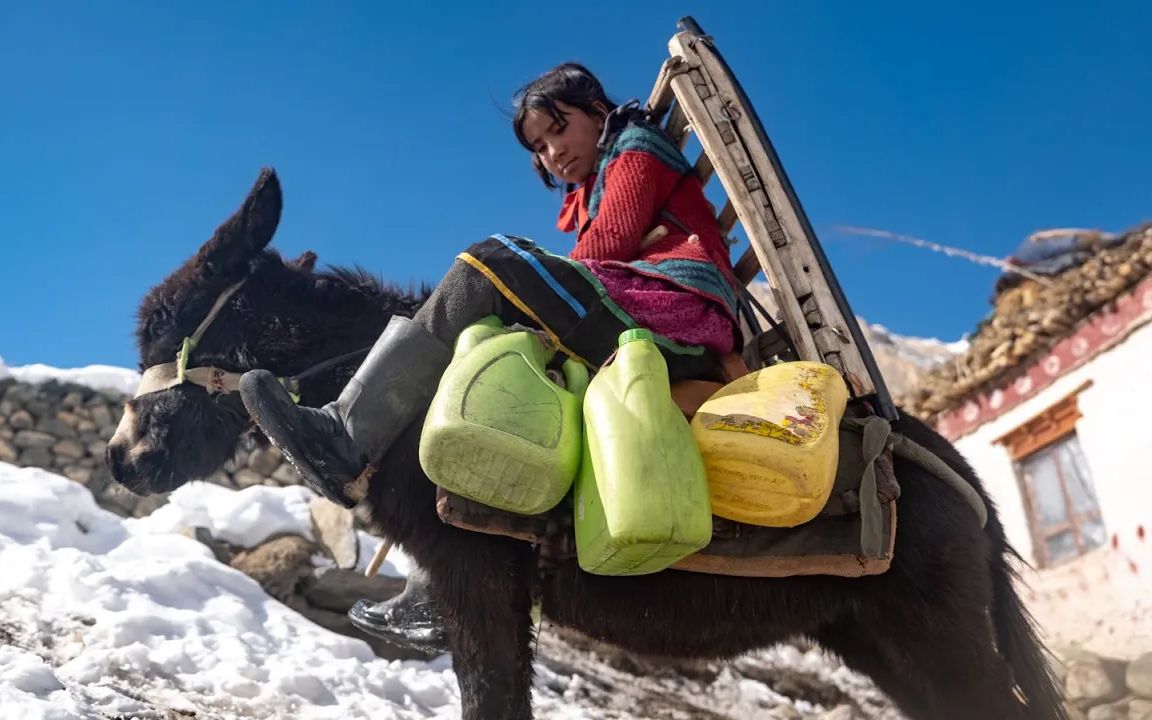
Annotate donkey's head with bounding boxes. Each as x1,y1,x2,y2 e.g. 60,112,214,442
107,169,415,495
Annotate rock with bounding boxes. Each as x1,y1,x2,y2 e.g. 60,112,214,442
85,466,112,496
1087,701,1127,720
86,441,106,458
97,424,115,441
182,526,235,564
55,410,81,427
35,417,75,438
63,466,93,485
88,405,113,429
0,399,14,416
204,470,234,488
229,535,317,604
14,430,56,449
1129,653,1152,699
819,706,856,720
310,497,359,569
272,463,300,485
224,451,248,473
96,488,141,517
1067,654,1129,709
4,384,32,404
232,469,266,489
247,446,283,477
18,446,53,468
52,439,86,460
62,392,85,409
1063,703,1088,720
130,494,167,518
0,438,17,464
1130,699,1152,720
77,420,97,434
0,427,11,440
767,704,803,719
24,400,50,422
8,409,34,431
301,568,405,613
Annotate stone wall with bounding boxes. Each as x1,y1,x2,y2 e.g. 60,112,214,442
0,376,298,517
1060,648,1152,719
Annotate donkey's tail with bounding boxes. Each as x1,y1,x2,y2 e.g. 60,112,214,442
989,533,1069,719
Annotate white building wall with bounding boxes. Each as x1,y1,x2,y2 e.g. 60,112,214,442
952,320,1152,564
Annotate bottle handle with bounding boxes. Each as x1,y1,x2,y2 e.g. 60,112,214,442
453,315,505,356
561,358,591,399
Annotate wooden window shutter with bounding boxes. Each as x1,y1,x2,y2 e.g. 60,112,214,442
995,380,1092,461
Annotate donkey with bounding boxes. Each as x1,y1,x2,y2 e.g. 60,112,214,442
107,169,1067,720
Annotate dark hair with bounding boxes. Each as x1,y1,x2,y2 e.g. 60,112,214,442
512,63,617,190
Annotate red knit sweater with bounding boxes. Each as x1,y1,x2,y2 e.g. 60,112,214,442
557,130,738,288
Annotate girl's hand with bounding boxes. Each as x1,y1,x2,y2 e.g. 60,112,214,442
641,224,668,248
641,224,699,250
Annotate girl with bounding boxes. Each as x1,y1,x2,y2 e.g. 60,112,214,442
239,63,742,652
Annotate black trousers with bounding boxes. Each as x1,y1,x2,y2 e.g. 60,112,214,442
413,235,724,382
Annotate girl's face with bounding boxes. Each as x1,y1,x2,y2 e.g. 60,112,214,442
520,101,606,185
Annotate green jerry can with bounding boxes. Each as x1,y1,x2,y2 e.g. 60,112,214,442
574,328,713,575
419,316,590,515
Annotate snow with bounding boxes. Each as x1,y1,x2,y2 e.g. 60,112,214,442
865,322,967,369
0,463,678,719
0,355,140,397
0,461,887,719
0,463,467,719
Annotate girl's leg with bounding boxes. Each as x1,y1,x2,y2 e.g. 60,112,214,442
422,235,720,379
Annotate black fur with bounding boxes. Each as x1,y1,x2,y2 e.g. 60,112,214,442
108,169,1067,720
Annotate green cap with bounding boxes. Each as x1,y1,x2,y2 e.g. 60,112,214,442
618,328,654,347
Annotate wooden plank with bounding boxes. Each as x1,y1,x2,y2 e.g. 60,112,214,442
693,150,715,184
684,67,816,298
717,199,738,236
645,56,686,121
666,42,819,363
733,246,761,286
672,31,878,397
664,101,691,149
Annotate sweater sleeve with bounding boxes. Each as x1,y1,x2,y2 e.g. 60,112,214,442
568,150,682,262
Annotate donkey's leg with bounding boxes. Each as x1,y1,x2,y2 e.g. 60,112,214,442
435,534,537,720
817,609,1031,720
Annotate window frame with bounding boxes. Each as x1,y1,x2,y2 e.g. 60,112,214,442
995,381,1104,568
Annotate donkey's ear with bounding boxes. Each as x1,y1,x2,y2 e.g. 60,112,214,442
290,250,318,273
196,168,283,277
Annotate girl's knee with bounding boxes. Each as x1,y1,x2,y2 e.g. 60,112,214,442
463,236,506,257
464,235,538,258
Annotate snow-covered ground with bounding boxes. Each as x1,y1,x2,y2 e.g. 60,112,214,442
0,462,890,720
0,462,467,720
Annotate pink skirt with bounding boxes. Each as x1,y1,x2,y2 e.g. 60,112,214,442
582,260,736,356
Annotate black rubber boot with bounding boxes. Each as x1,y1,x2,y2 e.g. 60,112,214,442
239,315,452,507
348,566,449,655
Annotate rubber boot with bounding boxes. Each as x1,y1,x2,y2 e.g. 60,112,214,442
348,566,449,655
239,315,452,507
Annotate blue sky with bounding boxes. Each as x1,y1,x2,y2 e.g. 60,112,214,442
2,2,1150,368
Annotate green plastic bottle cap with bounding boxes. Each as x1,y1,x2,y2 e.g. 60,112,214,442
618,328,654,347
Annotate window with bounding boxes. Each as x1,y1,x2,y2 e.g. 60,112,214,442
996,383,1106,568
1015,434,1106,567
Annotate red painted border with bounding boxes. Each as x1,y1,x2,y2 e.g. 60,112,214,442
937,273,1152,440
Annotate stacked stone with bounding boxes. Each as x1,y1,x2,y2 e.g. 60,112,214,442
0,376,299,516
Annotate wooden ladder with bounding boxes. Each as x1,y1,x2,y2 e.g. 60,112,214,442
646,17,897,421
